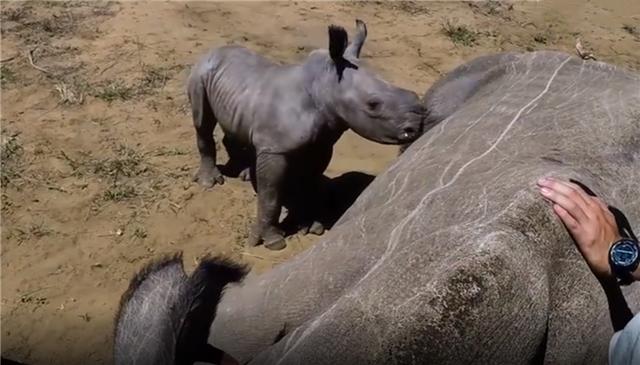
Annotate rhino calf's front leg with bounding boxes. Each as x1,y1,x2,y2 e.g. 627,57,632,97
248,152,287,250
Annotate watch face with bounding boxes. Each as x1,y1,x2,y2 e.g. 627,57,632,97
611,240,639,268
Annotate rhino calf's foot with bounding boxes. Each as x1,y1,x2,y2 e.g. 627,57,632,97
248,224,286,250
238,167,252,182
264,236,286,251
308,221,325,235
298,220,325,236
193,165,225,188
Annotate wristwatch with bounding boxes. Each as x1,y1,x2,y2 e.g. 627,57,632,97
609,237,640,285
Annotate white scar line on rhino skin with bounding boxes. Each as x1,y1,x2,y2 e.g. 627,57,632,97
360,56,573,288
389,79,513,202
279,57,572,360
388,61,541,202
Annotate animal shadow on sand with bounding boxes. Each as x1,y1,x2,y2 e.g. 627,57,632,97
278,170,375,237
216,137,375,238
1,357,28,365
218,152,375,236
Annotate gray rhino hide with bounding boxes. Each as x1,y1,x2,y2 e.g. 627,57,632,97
210,51,640,365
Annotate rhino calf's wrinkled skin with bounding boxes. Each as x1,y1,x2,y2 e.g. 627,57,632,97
187,20,428,250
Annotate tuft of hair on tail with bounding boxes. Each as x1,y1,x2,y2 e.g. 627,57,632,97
175,255,249,365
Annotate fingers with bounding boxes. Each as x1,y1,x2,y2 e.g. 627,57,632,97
537,177,593,221
592,196,610,211
552,203,579,231
537,176,622,281
538,177,592,207
539,185,588,223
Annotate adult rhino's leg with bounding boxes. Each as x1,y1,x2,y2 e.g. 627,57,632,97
248,152,287,250
222,135,254,181
189,78,224,188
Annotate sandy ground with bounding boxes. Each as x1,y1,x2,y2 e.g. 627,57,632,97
1,1,638,363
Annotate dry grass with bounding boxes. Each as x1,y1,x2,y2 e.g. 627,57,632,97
1,132,24,190
154,146,189,156
58,144,153,205
467,0,514,19
54,81,86,105
622,24,639,38
441,18,478,46
10,222,54,244
533,33,548,44
92,79,135,102
91,64,183,102
1,1,119,107
132,226,148,239
103,184,138,202
1,65,17,85
139,64,171,91
92,145,149,179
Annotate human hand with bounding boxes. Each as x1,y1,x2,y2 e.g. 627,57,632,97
537,176,621,281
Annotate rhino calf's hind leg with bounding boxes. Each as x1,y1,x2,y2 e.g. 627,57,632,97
300,146,333,235
222,135,254,181
248,152,287,250
282,147,332,236
238,167,252,182
189,80,224,188
287,175,327,236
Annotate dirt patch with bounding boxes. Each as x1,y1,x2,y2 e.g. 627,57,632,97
1,1,639,364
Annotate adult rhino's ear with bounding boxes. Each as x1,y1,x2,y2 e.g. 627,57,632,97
113,252,188,365
328,24,348,63
175,255,248,365
344,19,367,59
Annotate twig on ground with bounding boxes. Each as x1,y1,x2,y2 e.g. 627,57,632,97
25,48,50,74
16,173,68,193
575,38,596,60
241,251,283,263
168,201,181,214
98,60,118,76
1,55,18,63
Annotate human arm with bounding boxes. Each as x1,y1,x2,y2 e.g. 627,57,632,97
536,177,636,331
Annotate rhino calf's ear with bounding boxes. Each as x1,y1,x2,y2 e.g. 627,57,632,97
328,25,348,63
344,19,367,59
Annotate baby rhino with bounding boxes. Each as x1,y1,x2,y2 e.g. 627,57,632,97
187,20,426,250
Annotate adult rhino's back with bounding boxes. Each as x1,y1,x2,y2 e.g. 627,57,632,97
211,51,640,364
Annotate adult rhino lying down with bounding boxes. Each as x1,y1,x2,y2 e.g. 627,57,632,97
116,51,639,364
187,20,427,250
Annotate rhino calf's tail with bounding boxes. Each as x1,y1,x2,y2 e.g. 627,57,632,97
114,252,247,365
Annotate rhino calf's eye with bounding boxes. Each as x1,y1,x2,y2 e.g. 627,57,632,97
367,100,381,111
